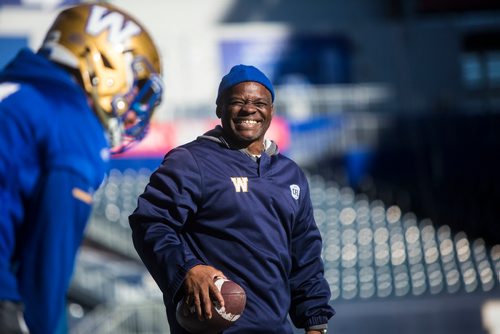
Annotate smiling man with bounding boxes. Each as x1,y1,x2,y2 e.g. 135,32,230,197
129,64,335,333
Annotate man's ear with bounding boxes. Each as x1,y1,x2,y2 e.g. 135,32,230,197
216,104,222,118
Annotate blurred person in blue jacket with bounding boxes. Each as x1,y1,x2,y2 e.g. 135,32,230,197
0,3,163,333
129,64,334,334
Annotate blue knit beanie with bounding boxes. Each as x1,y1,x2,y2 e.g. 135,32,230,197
216,64,275,104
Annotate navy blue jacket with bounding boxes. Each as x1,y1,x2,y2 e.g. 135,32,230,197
0,49,109,333
130,128,334,333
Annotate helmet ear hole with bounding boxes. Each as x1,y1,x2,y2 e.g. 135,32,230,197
101,54,114,69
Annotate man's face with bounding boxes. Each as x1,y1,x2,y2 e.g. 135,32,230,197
218,81,274,152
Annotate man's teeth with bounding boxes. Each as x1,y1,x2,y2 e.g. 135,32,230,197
239,120,258,124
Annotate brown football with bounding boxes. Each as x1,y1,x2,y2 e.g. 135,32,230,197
176,278,246,333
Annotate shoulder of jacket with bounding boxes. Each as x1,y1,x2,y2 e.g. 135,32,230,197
1,82,49,122
178,137,222,154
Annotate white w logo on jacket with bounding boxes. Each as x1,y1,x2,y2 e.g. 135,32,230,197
231,177,248,192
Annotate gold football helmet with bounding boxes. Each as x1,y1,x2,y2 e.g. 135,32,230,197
40,3,163,153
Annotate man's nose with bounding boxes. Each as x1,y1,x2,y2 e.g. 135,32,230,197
241,101,257,113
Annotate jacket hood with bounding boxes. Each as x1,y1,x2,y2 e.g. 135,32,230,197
0,48,83,95
198,125,279,158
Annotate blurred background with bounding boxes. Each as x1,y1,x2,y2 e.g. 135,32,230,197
1,0,500,333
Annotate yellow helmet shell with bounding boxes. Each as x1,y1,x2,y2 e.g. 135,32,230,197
41,3,163,153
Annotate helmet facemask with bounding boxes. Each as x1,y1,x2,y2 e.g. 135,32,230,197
85,51,163,154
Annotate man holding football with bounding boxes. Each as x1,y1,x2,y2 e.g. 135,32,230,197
130,64,334,333
0,3,163,333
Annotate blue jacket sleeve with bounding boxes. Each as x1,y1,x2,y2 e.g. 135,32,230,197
129,148,204,302
288,180,335,329
19,167,95,334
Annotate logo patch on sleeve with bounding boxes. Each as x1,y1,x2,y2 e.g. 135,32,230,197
72,187,93,204
290,184,300,200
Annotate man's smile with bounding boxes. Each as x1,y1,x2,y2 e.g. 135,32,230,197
235,119,261,124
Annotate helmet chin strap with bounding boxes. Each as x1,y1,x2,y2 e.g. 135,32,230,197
92,90,122,149
107,117,123,149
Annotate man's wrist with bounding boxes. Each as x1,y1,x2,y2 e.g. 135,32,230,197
306,323,328,333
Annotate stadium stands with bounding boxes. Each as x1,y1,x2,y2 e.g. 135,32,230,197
69,168,500,333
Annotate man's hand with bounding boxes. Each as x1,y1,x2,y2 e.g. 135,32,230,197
184,265,226,321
